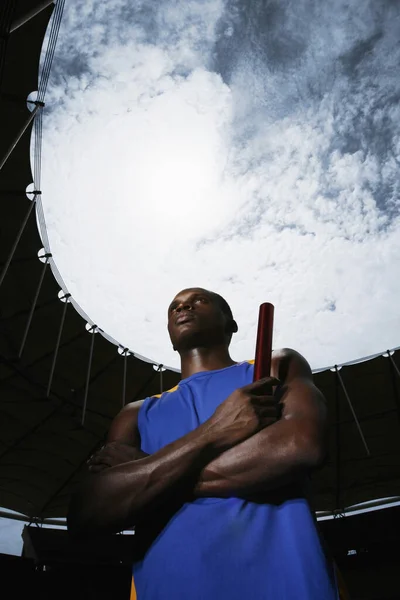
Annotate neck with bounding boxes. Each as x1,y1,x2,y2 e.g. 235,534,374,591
179,344,237,380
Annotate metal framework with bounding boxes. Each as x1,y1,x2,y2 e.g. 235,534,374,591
81,326,97,426
18,254,50,358
0,194,39,288
10,0,54,33
0,0,400,524
0,102,44,172
335,366,370,457
46,293,71,396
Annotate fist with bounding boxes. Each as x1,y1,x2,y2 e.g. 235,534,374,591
87,442,148,473
209,376,281,449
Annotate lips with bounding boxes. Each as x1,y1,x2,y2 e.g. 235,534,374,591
175,312,195,325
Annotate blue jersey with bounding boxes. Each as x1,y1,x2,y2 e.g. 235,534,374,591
132,361,338,599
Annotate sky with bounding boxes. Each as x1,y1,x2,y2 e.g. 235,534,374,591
36,0,400,372
2,0,400,554
0,514,65,557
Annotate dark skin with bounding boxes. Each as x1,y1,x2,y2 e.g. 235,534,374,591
166,288,239,379
67,288,327,538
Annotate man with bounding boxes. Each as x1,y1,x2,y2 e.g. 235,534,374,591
68,288,339,599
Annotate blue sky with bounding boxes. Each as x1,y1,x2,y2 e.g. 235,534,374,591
3,0,400,553
38,0,400,371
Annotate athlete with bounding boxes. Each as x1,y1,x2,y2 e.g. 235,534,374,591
68,287,339,599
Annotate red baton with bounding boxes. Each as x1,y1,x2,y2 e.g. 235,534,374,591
253,302,274,381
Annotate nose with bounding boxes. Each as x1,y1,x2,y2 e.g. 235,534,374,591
176,302,193,313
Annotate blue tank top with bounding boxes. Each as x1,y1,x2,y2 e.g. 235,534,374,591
132,361,338,599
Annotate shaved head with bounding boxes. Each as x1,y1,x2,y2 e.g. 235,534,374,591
167,288,238,352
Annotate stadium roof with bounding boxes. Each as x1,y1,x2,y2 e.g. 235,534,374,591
0,0,400,520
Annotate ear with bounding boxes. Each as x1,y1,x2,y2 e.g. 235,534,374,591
224,318,238,338
225,320,238,346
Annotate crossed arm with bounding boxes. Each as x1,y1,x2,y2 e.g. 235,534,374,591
194,376,326,498
194,349,327,497
67,349,327,537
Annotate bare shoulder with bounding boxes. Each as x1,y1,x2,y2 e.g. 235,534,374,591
107,399,146,445
271,348,313,383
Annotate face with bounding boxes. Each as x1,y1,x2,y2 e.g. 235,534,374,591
167,288,232,352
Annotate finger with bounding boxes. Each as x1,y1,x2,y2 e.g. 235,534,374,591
88,453,108,465
257,403,280,417
250,394,279,405
107,442,128,451
259,401,282,419
259,416,279,429
253,376,280,386
91,458,114,469
244,377,280,394
88,452,117,467
251,398,281,417
88,463,109,473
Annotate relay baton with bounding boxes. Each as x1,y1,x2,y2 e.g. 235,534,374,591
253,302,274,382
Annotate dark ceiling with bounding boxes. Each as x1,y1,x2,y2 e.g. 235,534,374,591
0,0,399,520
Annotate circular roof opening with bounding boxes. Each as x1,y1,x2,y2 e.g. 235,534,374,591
39,1,400,371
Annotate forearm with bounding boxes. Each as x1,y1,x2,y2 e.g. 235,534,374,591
68,422,225,537
194,418,323,498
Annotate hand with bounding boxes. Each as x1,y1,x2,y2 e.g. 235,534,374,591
87,442,149,473
207,376,281,450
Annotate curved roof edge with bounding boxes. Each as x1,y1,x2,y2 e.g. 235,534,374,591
312,345,400,374
36,242,400,377
29,3,400,379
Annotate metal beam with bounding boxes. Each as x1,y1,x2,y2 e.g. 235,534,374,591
122,349,128,407
0,102,43,172
387,351,400,426
72,353,119,396
1,295,57,322
81,326,97,426
0,190,40,197
388,352,400,379
0,509,64,526
335,366,371,457
18,255,50,359
0,196,37,289
0,329,86,384
129,369,159,404
10,0,54,33
0,349,123,425
6,494,400,525
334,368,341,510
46,294,71,397
0,0,16,93
316,496,400,519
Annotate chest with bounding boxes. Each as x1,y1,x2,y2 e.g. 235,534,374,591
139,365,252,453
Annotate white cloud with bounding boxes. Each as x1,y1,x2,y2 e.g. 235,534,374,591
37,0,400,371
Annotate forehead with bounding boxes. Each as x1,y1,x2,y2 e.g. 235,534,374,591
170,288,212,303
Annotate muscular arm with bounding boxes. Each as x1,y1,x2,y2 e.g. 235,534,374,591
194,349,328,498
67,405,222,537
67,376,277,538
